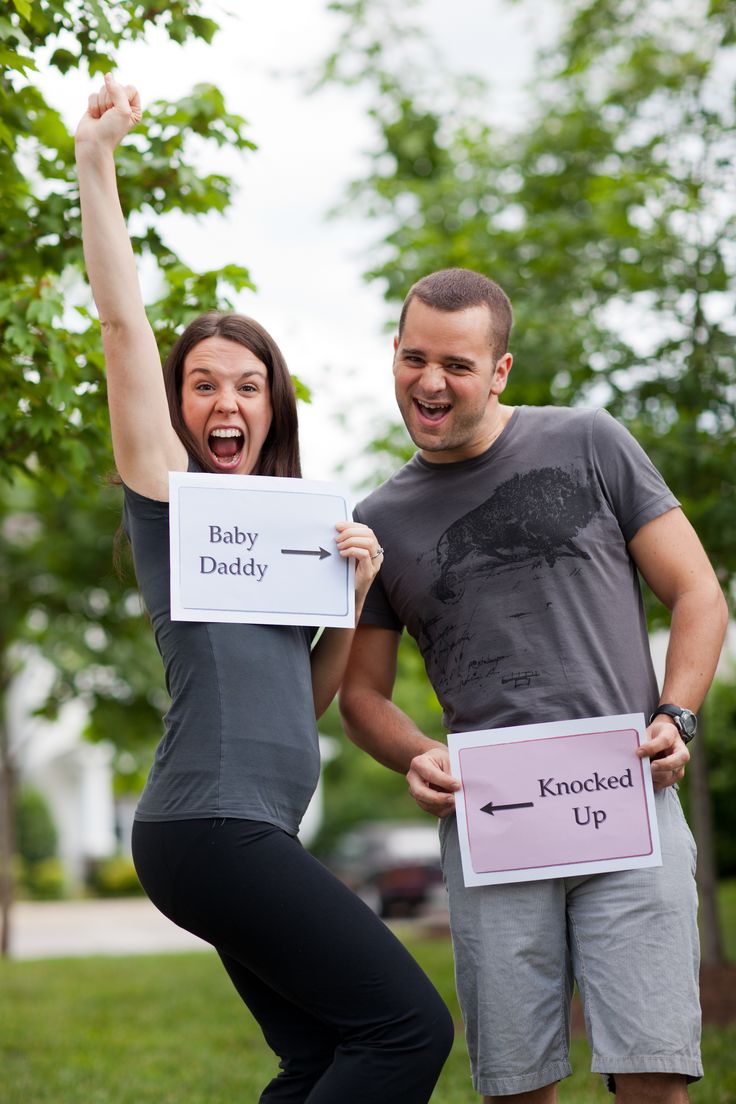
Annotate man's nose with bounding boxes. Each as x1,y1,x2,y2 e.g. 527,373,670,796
420,364,447,392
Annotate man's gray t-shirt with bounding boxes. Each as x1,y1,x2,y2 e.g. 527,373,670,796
354,406,678,732
123,484,320,834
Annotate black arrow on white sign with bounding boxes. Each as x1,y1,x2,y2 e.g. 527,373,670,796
281,547,332,560
481,799,535,816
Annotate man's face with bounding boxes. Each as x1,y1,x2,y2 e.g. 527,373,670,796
393,299,511,463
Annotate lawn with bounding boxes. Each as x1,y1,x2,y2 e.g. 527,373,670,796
1,887,734,1103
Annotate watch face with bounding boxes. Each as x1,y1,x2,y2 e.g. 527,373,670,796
680,710,697,738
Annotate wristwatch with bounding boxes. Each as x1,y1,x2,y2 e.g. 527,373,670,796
648,704,698,744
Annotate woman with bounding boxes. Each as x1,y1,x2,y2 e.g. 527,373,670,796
75,75,453,1103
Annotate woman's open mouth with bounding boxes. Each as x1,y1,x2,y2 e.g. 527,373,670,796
208,427,244,470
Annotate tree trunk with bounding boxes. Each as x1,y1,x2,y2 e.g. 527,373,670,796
0,711,15,959
689,713,723,966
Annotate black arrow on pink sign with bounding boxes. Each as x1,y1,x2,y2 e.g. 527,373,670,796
481,800,535,816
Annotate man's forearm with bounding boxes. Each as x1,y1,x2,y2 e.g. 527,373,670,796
657,583,728,713
340,689,443,774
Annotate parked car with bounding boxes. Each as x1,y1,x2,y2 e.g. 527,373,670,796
326,821,443,918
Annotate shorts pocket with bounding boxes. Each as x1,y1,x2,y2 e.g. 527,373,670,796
664,787,697,877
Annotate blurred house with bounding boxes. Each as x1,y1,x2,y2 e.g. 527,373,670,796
7,655,117,887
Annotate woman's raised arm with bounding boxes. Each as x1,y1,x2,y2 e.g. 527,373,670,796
75,74,185,498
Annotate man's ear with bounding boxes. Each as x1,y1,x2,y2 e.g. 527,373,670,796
393,335,399,353
491,353,512,395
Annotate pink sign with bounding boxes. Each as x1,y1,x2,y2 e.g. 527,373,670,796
448,714,661,886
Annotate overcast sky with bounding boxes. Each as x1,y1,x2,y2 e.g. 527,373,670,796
46,0,558,488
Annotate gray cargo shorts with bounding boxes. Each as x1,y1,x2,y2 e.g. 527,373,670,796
439,786,702,1096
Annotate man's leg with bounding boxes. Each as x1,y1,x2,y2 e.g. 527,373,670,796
566,788,702,1094
614,1073,689,1102
480,1068,689,1101
483,1088,557,1103
440,818,572,1098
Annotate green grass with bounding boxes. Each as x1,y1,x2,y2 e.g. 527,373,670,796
1,929,734,1104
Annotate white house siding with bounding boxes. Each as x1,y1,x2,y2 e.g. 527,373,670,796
7,655,117,887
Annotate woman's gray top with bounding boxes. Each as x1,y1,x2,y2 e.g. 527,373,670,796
123,483,320,835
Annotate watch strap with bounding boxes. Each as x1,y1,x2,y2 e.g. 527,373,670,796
648,704,697,743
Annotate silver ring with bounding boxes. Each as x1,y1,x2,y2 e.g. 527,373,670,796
371,546,384,560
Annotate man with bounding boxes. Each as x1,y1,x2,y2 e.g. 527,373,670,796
340,268,728,1104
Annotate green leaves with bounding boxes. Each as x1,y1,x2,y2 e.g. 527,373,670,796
0,1,269,746
11,0,32,20
0,15,260,487
324,0,736,600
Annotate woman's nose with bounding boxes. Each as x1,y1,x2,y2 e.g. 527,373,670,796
215,388,238,412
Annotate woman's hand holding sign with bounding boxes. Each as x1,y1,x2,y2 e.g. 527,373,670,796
335,521,384,610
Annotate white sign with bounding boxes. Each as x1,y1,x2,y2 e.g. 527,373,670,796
448,714,661,887
169,471,354,627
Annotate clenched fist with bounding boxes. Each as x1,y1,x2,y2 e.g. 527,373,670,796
75,73,141,153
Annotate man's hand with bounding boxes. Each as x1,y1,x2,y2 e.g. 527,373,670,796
407,746,461,817
75,73,142,153
636,718,690,791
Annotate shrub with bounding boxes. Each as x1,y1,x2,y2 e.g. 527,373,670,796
90,855,144,897
15,789,58,865
25,857,66,900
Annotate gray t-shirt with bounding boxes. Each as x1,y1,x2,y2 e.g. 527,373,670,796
123,484,320,833
354,406,679,733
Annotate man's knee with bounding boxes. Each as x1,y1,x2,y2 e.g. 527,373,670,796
483,1085,557,1104
612,1072,689,1102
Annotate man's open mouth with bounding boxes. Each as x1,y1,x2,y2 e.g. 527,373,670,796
208,427,244,468
414,399,452,423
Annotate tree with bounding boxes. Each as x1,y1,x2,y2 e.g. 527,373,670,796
317,633,446,852
0,0,258,955
323,0,735,960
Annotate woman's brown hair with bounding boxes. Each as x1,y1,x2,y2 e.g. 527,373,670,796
163,311,302,478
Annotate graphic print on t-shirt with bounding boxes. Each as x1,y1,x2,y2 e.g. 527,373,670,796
412,464,602,715
431,466,600,604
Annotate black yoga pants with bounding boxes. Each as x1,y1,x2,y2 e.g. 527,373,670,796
132,818,454,1103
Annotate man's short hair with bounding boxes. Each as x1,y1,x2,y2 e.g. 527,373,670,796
398,268,513,362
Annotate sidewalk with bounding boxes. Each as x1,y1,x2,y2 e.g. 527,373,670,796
8,897,211,960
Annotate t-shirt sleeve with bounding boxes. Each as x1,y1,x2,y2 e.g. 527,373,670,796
353,502,404,633
591,409,680,543
121,481,170,542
